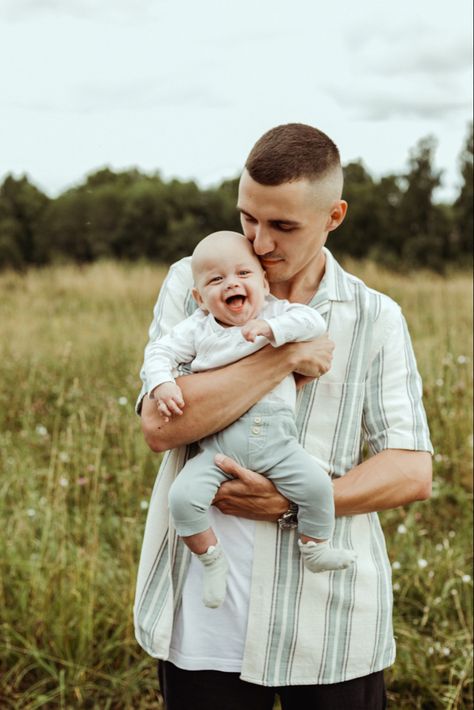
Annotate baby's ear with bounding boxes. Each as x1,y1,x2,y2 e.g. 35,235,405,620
192,287,208,312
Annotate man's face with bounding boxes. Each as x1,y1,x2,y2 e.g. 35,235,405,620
237,170,342,286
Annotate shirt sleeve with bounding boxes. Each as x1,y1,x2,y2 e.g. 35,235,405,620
136,258,193,414
264,301,327,347
362,302,433,454
144,315,201,397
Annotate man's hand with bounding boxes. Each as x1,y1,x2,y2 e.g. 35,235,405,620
212,454,288,521
290,333,334,379
241,319,273,342
150,381,185,423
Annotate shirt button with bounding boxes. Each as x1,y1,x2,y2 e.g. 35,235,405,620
254,416,262,424
251,426,261,435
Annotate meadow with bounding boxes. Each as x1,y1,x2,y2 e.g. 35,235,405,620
0,260,472,709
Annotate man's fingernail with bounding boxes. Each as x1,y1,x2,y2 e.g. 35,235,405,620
215,454,225,464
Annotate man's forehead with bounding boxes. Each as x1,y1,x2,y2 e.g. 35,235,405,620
238,169,341,214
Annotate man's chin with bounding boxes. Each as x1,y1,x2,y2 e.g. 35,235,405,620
266,268,289,284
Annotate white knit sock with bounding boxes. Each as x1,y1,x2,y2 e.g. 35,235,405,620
196,542,229,608
298,539,357,573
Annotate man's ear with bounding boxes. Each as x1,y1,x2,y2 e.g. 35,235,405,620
326,200,348,232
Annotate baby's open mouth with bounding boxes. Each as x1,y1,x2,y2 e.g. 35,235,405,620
225,295,246,310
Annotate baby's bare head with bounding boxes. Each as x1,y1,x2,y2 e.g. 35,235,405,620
191,231,269,326
191,231,263,285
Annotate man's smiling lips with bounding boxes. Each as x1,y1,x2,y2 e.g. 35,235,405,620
260,257,284,267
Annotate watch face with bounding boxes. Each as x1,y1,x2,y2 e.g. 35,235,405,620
278,512,298,530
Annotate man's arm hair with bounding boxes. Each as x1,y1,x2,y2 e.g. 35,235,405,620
332,449,432,516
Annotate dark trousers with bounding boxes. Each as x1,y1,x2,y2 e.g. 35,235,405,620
158,661,387,710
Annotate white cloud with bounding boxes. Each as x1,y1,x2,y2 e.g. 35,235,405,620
326,83,471,121
1,0,160,23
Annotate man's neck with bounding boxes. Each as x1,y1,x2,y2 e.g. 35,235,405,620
270,252,326,304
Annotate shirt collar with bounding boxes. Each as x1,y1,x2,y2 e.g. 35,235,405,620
309,248,354,308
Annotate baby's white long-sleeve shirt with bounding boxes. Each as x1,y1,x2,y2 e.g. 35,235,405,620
144,295,326,405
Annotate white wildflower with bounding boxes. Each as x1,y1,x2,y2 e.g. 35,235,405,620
456,355,468,364
397,524,407,534
393,582,400,591
118,396,128,406
392,561,401,570
435,378,444,387
448,530,456,538
35,425,48,436
434,453,443,463
27,508,36,517
59,451,70,463
435,543,443,552
59,477,69,488
462,574,471,583
418,559,428,569
427,646,434,656
442,647,451,656
140,500,149,510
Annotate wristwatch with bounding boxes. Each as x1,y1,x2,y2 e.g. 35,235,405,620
277,502,298,530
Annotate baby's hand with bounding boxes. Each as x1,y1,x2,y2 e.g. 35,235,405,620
241,319,273,342
150,382,185,422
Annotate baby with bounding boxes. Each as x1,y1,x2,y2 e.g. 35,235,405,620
144,231,356,608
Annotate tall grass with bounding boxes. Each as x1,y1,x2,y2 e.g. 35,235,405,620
0,261,472,709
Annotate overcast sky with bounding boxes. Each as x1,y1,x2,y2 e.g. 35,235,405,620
0,0,472,200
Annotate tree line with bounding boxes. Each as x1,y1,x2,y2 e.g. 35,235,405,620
0,125,472,272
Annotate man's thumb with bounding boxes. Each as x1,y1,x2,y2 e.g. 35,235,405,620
214,454,248,479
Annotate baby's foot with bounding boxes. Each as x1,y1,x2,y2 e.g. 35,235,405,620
197,542,229,608
298,540,357,573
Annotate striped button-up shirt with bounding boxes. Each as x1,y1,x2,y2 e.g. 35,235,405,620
134,248,432,685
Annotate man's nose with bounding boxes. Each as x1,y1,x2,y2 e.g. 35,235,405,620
251,226,275,256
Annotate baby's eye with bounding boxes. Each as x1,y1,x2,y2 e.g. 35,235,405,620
209,276,222,284
238,270,251,276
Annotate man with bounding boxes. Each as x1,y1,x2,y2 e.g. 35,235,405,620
135,123,433,709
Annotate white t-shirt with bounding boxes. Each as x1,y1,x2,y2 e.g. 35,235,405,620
169,509,256,671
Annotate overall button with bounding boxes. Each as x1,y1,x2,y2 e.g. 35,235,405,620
253,416,262,424
251,426,261,435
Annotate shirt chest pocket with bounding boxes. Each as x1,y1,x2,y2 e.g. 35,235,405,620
296,380,366,475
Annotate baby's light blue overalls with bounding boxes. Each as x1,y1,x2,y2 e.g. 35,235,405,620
169,401,334,540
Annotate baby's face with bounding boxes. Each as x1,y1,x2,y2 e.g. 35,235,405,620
192,239,269,327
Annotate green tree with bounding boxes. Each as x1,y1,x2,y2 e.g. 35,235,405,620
397,137,448,270
453,123,473,260
0,175,49,267
333,161,377,259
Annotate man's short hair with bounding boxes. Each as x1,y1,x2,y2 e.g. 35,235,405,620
245,123,341,185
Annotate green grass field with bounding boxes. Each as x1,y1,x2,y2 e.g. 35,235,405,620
0,261,472,709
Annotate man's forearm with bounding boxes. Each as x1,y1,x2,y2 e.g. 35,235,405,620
212,448,432,522
333,449,432,517
141,344,296,452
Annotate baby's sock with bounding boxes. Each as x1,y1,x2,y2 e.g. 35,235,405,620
298,539,357,573
196,542,229,608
